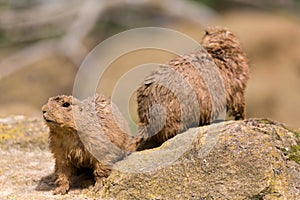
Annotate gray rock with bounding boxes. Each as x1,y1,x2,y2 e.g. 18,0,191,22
100,119,300,200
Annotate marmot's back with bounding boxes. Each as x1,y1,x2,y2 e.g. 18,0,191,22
81,94,132,152
134,27,249,150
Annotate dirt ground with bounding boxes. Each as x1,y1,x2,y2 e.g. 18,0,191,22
0,116,99,200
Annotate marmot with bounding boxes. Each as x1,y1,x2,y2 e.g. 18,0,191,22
133,27,249,150
42,94,131,195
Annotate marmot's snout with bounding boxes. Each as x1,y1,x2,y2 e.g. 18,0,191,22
41,105,48,121
41,104,54,123
41,105,48,114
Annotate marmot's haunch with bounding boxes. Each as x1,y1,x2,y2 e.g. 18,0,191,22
133,27,249,150
42,94,131,195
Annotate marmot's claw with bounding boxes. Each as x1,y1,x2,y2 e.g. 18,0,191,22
53,186,69,195
93,178,105,193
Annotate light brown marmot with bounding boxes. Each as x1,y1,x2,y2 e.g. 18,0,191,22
42,94,131,195
133,27,249,150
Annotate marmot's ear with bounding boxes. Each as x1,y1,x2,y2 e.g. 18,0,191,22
225,30,231,38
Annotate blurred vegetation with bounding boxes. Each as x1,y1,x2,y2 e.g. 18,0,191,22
0,0,299,128
192,0,300,11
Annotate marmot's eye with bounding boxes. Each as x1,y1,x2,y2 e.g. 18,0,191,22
62,102,70,108
205,31,209,35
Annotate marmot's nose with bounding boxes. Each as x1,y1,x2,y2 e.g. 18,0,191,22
42,105,48,114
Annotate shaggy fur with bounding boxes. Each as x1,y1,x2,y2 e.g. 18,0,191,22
132,27,249,150
42,94,131,195
202,27,249,119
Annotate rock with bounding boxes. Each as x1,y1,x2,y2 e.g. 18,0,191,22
0,115,48,150
100,119,300,199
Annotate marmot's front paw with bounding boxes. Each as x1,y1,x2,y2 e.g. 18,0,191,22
53,185,69,195
93,177,105,193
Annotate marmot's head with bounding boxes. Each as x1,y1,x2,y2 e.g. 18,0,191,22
201,27,242,56
42,95,78,130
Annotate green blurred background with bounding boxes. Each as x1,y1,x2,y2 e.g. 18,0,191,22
0,0,299,128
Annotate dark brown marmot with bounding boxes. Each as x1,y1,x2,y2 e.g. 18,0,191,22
133,27,249,150
42,94,131,195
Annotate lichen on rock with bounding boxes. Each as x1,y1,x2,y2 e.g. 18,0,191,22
0,115,48,150
285,130,300,165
